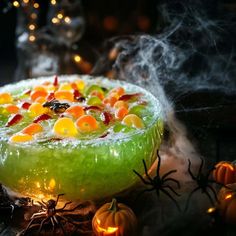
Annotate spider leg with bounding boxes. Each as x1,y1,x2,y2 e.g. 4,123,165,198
50,217,55,232
163,178,180,188
31,212,46,219
209,179,231,188
204,189,215,206
37,217,50,235
184,187,201,212
163,185,181,196
57,214,90,226
156,151,161,177
57,201,72,211
142,159,154,182
53,215,67,236
207,185,219,203
188,159,196,180
58,201,91,212
160,188,181,212
24,215,45,233
56,194,65,205
198,157,204,176
161,170,177,180
133,170,152,185
36,201,46,208
20,223,41,235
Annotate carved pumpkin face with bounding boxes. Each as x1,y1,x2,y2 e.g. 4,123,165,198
217,183,236,224
92,198,137,236
213,161,236,185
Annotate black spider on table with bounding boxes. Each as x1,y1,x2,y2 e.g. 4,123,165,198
133,151,181,211
20,194,93,236
185,157,227,211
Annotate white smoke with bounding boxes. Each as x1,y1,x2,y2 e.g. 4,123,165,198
92,1,236,234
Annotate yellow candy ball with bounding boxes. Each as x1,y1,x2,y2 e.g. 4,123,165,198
122,114,144,129
0,93,13,105
53,117,78,137
28,103,48,117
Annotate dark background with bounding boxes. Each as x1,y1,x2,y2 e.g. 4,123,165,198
0,1,236,235
0,0,159,85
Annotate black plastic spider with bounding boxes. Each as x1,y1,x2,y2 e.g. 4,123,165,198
20,194,92,235
43,100,70,114
185,157,225,211
133,151,181,211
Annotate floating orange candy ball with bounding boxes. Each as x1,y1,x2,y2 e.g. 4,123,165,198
76,115,98,133
122,114,144,129
5,104,19,114
54,90,74,102
35,96,47,104
109,87,125,97
32,85,47,92
64,105,84,119
103,96,117,107
115,107,129,120
0,93,13,104
28,103,48,117
30,90,48,102
90,91,104,101
113,100,129,109
53,117,78,137
9,133,33,143
21,123,43,135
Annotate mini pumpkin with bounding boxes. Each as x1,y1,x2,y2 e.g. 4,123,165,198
92,198,137,236
217,183,236,224
213,161,236,185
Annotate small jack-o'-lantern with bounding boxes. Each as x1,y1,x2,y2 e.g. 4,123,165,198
92,198,137,236
217,183,236,224
213,161,236,185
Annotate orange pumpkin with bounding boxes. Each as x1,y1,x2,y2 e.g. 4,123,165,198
92,198,137,236
213,161,236,185
217,183,236,224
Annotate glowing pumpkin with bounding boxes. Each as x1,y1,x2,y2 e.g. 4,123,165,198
92,198,137,236
217,183,236,224
213,161,236,185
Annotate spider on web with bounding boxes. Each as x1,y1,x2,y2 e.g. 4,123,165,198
133,151,181,211
19,194,94,236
